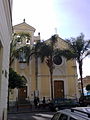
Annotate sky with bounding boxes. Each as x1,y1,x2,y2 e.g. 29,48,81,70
12,0,90,78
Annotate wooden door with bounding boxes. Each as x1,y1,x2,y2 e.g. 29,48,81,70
54,81,64,98
18,86,27,100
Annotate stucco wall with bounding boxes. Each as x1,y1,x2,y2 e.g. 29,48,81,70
0,0,12,119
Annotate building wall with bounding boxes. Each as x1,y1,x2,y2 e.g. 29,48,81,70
0,0,12,119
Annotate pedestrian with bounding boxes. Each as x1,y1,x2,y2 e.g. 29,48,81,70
34,97,38,108
42,97,46,108
37,97,40,108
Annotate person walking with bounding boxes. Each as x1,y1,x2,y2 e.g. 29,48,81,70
42,97,46,108
34,97,38,108
37,97,40,108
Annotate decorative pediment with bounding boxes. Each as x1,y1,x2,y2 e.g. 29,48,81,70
56,37,69,49
13,22,36,33
46,35,69,50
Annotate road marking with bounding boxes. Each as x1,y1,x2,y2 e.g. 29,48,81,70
35,113,53,118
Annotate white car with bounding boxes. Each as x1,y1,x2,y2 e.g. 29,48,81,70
51,107,90,120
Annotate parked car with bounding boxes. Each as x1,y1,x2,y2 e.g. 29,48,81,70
79,95,90,106
49,98,80,111
51,107,90,120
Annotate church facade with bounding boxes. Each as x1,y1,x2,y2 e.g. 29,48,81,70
10,20,79,103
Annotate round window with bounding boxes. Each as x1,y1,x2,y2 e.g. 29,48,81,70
53,55,62,65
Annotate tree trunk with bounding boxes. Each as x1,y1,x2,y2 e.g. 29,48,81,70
35,54,38,91
50,69,53,100
79,60,84,96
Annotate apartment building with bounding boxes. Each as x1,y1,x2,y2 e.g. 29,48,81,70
0,0,12,119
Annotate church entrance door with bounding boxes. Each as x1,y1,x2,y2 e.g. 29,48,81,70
54,80,64,98
18,86,27,100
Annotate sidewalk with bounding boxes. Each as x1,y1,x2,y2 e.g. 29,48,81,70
8,105,50,114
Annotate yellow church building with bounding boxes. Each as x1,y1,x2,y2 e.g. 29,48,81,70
10,20,79,103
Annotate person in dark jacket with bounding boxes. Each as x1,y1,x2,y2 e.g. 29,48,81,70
34,97,38,108
42,97,46,108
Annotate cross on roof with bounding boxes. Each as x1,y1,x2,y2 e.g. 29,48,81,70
23,19,25,23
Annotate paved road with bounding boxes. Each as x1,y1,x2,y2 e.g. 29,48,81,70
8,112,55,120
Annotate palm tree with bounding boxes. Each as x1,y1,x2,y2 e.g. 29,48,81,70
57,33,90,97
27,40,52,96
26,35,58,99
39,35,58,100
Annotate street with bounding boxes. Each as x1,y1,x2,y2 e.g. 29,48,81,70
8,112,55,120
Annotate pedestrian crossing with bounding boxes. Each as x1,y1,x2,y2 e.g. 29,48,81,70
8,112,55,120
35,113,53,117
32,113,53,120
